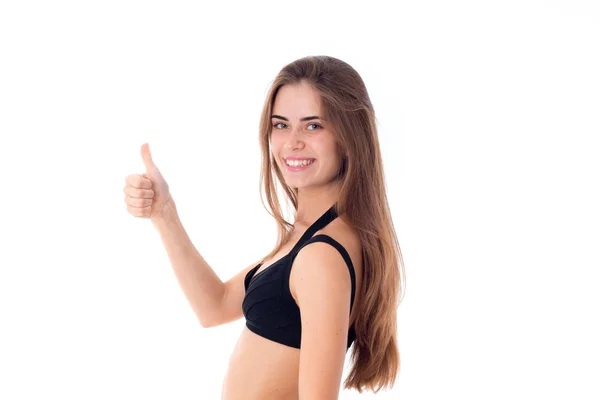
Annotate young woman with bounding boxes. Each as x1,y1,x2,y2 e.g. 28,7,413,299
123,55,405,399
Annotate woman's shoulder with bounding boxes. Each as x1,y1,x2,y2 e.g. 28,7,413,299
315,218,363,269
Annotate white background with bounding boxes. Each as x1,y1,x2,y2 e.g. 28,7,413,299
1,0,599,399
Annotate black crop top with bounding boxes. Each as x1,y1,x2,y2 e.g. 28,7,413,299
242,203,357,350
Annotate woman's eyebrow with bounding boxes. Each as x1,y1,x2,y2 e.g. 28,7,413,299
271,114,321,122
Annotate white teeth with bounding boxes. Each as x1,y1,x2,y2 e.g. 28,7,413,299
286,159,314,167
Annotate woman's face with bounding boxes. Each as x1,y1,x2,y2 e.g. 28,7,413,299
270,82,342,190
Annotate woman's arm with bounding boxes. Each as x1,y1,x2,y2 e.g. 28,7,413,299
151,202,226,328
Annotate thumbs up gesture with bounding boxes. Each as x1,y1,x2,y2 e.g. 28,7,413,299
123,143,175,221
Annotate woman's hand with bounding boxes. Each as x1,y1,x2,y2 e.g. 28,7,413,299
123,143,174,221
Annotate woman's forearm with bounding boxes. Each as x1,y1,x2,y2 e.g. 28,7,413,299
151,203,225,327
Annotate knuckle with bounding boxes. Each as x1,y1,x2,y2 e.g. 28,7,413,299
127,175,138,187
141,176,151,189
129,174,140,188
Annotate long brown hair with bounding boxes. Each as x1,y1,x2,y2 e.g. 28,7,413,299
256,55,406,394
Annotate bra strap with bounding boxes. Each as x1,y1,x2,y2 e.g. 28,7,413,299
289,203,338,255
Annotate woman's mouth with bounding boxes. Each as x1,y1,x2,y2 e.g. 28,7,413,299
285,159,316,172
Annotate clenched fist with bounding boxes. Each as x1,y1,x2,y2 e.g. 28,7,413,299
123,143,174,221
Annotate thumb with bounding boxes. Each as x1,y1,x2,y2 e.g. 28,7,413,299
140,142,158,172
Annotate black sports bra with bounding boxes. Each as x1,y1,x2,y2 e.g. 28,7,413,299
242,203,357,350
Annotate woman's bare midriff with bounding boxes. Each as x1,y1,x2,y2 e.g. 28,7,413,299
220,220,362,400
221,326,302,400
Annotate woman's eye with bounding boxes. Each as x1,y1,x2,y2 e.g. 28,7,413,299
272,122,322,130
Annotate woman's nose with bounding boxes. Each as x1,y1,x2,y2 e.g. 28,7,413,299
284,129,305,149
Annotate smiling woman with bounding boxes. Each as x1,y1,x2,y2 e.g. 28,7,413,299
127,55,405,400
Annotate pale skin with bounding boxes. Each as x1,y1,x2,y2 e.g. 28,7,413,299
123,82,363,399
